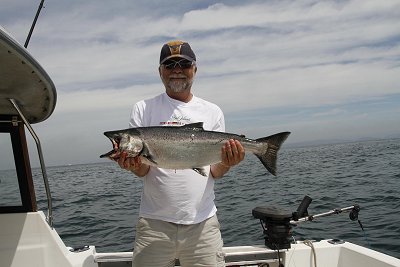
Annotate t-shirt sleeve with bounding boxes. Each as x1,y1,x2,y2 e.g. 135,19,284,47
212,108,225,132
129,102,143,128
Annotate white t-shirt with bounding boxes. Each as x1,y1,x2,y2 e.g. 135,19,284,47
129,92,225,224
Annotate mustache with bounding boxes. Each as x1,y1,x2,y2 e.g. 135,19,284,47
169,75,187,78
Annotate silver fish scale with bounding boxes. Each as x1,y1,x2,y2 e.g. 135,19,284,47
136,127,260,169
101,124,290,176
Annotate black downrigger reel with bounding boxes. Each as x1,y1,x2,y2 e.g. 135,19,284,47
252,196,361,250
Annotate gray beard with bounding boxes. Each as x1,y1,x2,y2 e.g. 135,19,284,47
167,79,193,93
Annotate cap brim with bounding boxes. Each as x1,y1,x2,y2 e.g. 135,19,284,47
160,55,195,65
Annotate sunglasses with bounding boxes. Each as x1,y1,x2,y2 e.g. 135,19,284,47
163,59,194,69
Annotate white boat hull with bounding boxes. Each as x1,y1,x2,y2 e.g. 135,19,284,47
1,211,399,267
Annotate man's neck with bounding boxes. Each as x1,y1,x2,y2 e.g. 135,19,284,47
166,90,193,103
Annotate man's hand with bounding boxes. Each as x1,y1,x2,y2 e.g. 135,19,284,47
221,139,245,167
211,139,245,178
117,152,150,177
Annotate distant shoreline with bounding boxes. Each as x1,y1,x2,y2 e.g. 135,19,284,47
1,137,399,171
286,136,400,149
29,137,400,170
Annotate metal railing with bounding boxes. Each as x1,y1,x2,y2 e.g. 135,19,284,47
9,98,53,228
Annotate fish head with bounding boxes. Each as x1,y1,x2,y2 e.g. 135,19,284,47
100,130,143,160
119,134,143,157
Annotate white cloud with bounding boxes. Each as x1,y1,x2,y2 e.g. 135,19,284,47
1,0,399,168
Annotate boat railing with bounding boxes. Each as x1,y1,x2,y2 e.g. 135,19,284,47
9,98,53,228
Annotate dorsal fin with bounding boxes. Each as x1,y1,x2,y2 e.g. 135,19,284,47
181,122,204,129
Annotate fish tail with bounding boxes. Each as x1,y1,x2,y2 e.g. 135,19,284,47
254,132,290,176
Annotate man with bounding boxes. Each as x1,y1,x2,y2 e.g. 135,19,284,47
117,40,245,267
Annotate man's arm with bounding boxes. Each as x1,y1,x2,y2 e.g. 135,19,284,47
211,139,245,179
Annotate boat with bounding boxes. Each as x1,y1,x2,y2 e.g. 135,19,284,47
1,25,400,267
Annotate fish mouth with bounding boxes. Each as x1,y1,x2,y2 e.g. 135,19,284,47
100,135,120,159
99,149,117,159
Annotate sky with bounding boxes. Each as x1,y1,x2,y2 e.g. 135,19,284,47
1,0,400,169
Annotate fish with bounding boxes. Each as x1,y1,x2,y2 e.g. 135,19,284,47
100,122,290,176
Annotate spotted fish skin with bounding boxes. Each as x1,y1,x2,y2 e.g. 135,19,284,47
100,122,290,176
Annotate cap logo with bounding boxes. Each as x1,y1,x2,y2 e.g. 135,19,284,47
167,40,185,56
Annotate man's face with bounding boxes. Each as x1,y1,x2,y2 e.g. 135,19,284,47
159,58,197,93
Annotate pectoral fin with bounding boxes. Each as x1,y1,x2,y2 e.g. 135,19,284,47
193,167,208,177
139,144,158,165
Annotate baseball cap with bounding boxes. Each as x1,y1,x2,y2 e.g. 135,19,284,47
159,40,196,65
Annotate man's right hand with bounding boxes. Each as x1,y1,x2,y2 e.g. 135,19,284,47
117,152,150,177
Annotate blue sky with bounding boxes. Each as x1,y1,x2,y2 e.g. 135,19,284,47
1,0,400,168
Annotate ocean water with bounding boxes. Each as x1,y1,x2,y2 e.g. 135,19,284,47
23,139,400,259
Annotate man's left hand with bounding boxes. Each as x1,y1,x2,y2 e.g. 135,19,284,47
220,139,245,168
